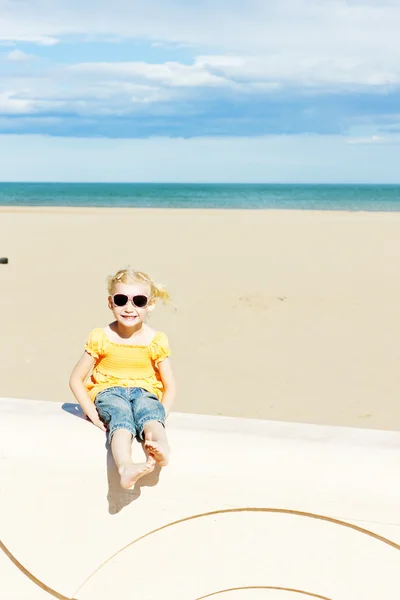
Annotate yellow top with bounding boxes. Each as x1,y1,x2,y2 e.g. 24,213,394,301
84,328,170,401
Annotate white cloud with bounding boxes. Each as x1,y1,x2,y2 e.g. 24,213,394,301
0,0,399,140
0,1,399,93
0,71,179,117
0,59,231,122
0,0,399,58
33,36,59,46
346,135,400,145
0,48,396,127
347,135,383,144
0,92,35,114
196,54,400,88
1,34,59,46
7,49,35,61
70,61,229,88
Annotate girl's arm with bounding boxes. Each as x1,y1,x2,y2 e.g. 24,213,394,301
69,352,106,432
158,357,177,418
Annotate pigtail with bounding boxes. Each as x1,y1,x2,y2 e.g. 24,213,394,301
152,282,172,305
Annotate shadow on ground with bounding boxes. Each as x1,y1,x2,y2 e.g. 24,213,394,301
62,402,161,514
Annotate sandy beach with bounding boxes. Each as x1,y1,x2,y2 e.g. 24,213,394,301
1,206,400,431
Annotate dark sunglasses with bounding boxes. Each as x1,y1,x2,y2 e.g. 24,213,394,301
112,294,149,308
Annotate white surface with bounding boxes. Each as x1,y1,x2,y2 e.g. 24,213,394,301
1,398,400,600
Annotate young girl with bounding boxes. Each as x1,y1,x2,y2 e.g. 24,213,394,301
69,267,177,490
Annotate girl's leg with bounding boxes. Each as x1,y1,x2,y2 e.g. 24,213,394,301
132,390,170,467
95,387,155,489
143,421,170,467
111,429,155,489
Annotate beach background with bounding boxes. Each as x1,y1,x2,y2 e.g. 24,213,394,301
1,184,400,431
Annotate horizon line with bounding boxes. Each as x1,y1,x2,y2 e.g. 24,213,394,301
0,181,400,186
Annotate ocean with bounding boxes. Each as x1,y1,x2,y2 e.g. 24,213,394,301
1,182,400,211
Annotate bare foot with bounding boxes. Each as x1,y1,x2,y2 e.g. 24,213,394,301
118,457,155,489
144,432,170,466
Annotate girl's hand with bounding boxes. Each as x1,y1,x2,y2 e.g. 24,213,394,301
89,414,107,432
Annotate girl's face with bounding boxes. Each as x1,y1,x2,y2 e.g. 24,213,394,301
108,281,154,328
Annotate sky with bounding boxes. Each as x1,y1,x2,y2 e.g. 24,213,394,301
0,0,399,182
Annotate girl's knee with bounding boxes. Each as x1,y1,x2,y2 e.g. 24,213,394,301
109,425,135,443
95,389,136,437
138,414,166,441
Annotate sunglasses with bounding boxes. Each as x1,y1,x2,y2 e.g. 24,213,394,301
112,294,149,308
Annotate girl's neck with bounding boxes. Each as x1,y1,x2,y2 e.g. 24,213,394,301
112,321,145,339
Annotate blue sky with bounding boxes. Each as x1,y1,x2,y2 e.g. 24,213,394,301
0,0,399,182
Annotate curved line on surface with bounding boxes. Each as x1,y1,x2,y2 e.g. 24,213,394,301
195,586,332,599
75,507,400,595
0,539,75,600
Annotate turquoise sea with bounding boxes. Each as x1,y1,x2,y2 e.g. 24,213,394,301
1,183,400,211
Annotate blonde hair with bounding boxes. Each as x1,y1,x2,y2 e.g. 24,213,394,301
107,266,171,304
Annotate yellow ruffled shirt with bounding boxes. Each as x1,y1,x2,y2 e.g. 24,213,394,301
84,328,170,401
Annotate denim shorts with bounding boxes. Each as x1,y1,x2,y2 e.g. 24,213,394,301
94,386,165,442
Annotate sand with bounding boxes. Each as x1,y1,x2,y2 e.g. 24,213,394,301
1,206,400,430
